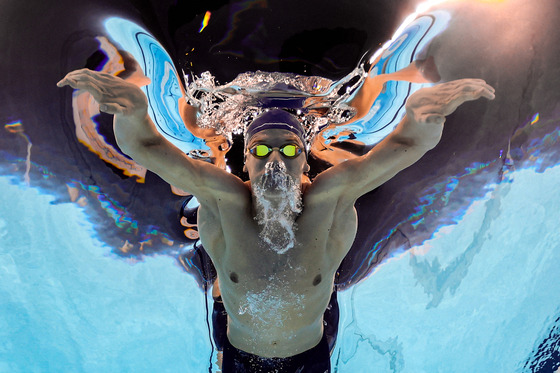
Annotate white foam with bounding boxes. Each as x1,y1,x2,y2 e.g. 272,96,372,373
253,161,302,254
238,277,305,327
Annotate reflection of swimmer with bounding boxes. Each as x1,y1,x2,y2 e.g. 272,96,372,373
4,121,32,185
71,37,230,188
70,38,149,182
177,90,230,170
58,69,494,371
311,56,441,165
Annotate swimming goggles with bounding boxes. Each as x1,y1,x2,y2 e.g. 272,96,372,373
248,143,302,159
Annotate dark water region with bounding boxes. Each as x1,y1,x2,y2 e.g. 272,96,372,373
1,0,560,309
0,0,402,271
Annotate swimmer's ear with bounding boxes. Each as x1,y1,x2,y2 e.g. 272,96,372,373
304,162,310,173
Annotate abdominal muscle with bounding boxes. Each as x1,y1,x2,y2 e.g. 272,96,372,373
227,314,325,358
222,278,331,358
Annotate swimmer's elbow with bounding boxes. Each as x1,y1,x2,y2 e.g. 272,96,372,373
116,135,165,163
139,136,165,149
389,130,439,153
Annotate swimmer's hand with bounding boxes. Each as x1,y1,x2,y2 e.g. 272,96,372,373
57,69,148,118
403,78,495,149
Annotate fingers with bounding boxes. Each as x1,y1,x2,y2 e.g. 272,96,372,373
57,75,78,88
463,81,495,101
449,79,495,100
57,69,99,93
478,85,496,100
406,78,495,125
57,68,89,87
57,69,147,115
57,70,86,87
434,79,495,116
57,69,116,90
426,114,445,125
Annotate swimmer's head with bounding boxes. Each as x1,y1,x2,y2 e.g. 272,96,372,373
244,110,310,188
245,109,307,151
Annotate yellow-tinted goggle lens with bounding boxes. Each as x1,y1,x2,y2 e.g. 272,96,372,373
281,144,297,157
254,144,271,157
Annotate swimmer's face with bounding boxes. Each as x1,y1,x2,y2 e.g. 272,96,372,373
244,129,309,189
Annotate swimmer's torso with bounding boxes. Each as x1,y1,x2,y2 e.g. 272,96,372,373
197,182,357,358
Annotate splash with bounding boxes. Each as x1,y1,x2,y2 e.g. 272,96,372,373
252,161,302,254
104,10,451,170
183,68,364,145
183,7,451,164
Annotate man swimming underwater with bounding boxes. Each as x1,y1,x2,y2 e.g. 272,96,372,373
58,69,494,372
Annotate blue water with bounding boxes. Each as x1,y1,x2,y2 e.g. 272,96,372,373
0,181,211,372
1,164,558,372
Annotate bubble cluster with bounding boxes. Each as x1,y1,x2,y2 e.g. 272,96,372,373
252,161,302,254
183,69,364,144
238,277,305,327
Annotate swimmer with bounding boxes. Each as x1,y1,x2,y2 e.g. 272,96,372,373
58,69,495,372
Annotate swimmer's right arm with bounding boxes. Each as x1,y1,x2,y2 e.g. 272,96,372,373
57,69,247,204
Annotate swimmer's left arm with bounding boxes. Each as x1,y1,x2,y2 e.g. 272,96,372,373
311,79,495,202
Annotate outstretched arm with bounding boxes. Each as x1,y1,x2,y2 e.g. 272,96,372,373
57,69,246,204
309,79,495,203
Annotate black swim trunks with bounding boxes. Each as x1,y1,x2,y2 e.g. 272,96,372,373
221,332,331,373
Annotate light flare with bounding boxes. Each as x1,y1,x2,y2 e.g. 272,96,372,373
370,0,507,65
199,11,211,33
4,121,32,186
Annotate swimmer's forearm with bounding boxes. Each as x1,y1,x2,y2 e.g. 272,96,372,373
113,112,162,153
113,109,245,201
387,113,442,151
112,112,190,175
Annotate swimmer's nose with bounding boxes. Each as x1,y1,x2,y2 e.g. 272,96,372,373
264,157,286,176
268,150,283,163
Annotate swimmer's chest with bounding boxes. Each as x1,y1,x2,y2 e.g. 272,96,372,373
220,246,332,315
217,228,341,302
197,197,357,276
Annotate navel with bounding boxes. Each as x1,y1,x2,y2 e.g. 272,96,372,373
312,274,322,286
229,272,239,283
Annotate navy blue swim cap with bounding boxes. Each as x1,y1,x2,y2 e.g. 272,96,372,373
246,109,307,147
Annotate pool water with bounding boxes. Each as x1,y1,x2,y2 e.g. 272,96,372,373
1,0,559,371
1,165,558,372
